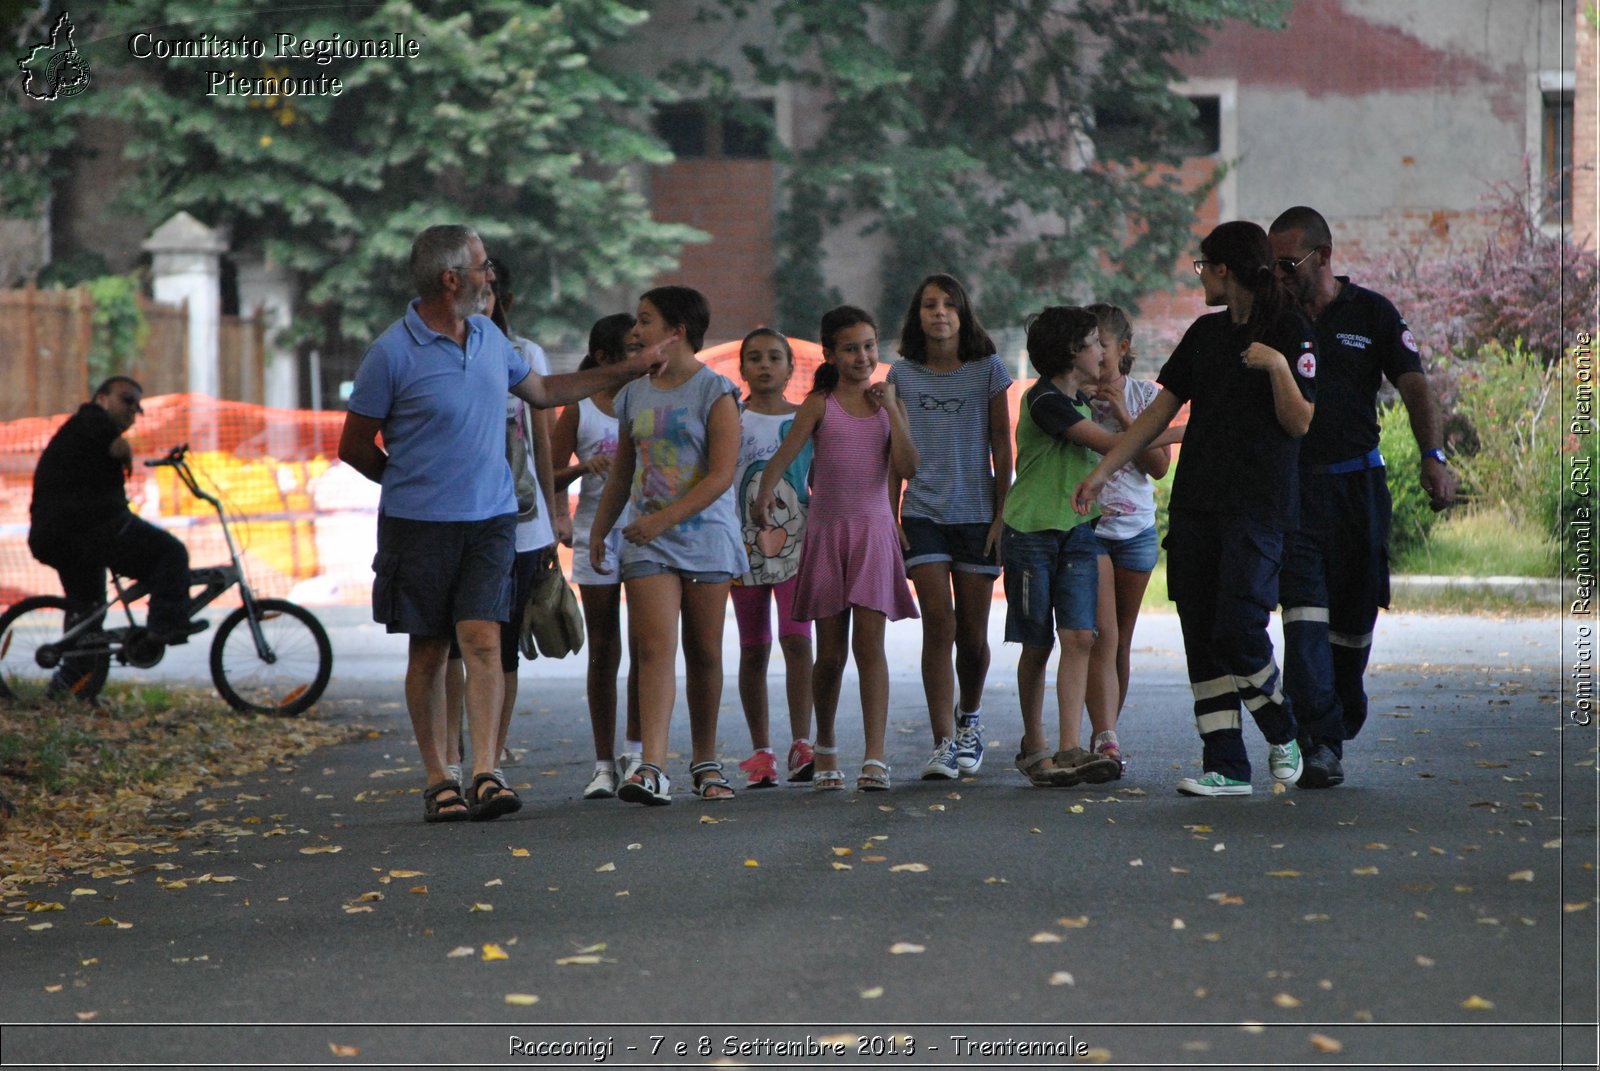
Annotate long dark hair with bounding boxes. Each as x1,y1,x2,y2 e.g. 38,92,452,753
1199,221,1289,343
814,305,877,394
581,313,635,371
488,256,515,336
896,273,995,364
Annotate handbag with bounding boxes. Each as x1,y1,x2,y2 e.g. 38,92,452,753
519,550,584,660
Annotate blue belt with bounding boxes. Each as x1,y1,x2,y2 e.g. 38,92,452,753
1307,447,1384,476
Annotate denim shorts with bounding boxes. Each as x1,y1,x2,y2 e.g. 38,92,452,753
1095,522,1159,573
1002,523,1105,646
371,512,516,639
901,515,1001,576
621,559,736,584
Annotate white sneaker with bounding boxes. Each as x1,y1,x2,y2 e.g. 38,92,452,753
920,737,960,780
583,765,618,800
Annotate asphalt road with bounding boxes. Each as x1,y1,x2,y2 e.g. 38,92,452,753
2,607,1594,1070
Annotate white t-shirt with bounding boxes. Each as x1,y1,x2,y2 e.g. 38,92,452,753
1090,375,1161,541
510,337,555,554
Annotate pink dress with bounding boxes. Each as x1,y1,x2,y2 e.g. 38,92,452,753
792,394,919,622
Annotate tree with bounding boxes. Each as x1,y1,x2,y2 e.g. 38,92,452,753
675,0,1287,329
39,0,700,364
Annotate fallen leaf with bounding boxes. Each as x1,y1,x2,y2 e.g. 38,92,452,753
388,869,425,878
595,862,616,873
889,863,928,873
1266,870,1302,878
504,993,539,1006
446,946,474,958
983,876,1008,884
299,845,342,855
1058,916,1090,928
831,847,852,856
481,944,509,961
1508,870,1534,882
1352,866,1380,876
830,862,852,871
1273,993,1301,1008
1461,995,1495,1010
328,1042,359,1057
509,848,530,858
470,903,494,913
888,942,925,954
860,986,884,999
1415,956,1435,968
555,954,605,965
70,888,97,897
1079,1048,1112,1063
744,859,760,868
26,922,53,932
1029,932,1063,944
1049,971,1075,986
1171,919,1186,930
410,885,428,895
44,984,63,993
699,815,723,825
75,1011,99,1021
1309,1033,1343,1054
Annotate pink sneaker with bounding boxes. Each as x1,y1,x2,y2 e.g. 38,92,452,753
786,739,815,783
739,750,779,788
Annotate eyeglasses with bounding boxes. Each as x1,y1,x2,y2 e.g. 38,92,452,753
919,396,964,413
1192,260,1213,276
1274,249,1319,274
451,259,496,276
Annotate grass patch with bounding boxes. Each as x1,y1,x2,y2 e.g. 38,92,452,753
1136,510,1557,616
1392,510,1558,578
0,685,368,888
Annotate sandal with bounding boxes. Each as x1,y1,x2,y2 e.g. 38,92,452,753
812,745,845,791
423,778,470,823
690,760,736,801
1015,749,1074,788
617,762,672,806
856,758,891,792
468,771,522,822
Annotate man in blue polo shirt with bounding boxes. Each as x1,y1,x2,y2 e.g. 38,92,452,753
339,224,659,823
1269,206,1458,788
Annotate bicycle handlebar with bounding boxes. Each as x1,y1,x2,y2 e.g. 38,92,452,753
143,443,190,468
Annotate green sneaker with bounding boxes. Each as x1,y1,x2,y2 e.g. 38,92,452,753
1268,740,1303,784
1176,771,1252,797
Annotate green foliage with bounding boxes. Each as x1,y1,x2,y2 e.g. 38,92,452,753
74,1,702,355
1391,511,1557,580
82,274,150,385
678,0,1288,329
1447,343,1559,532
1377,401,1440,558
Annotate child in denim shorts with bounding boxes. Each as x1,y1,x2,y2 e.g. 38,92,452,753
1002,307,1125,787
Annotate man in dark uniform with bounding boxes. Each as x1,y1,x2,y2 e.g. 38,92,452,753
29,377,200,645
1269,206,1458,788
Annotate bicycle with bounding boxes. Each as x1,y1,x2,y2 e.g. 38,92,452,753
0,444,333,715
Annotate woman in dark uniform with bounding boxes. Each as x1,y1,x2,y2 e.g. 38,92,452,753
1072,220,1318,796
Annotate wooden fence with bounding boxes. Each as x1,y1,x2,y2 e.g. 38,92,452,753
0,284,265,422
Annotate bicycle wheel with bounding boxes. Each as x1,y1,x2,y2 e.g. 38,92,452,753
0,596,109,705
209,598,333,716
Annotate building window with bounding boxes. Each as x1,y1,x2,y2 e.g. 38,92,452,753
654,99,773,160
1093,93,1221,160
1542,82,1573,224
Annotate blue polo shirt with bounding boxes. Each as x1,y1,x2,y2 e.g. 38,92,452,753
348,299,532,521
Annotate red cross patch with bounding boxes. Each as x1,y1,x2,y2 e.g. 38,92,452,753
1297,352,1317,378
1401,328,1419,353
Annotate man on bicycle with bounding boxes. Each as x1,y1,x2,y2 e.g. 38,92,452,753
28,376,204,645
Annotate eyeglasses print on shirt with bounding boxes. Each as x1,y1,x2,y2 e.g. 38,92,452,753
919,395,964,413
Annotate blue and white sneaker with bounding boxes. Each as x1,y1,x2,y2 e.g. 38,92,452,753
953,712,985,773
920,737,960,780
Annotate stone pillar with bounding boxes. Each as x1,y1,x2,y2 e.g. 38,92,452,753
142,211,226,400
1577,4,1598,250
237,254,299,410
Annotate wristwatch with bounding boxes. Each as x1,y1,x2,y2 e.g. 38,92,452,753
1422,448,1448,465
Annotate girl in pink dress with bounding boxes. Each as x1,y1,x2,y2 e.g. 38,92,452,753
754,306,918,792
